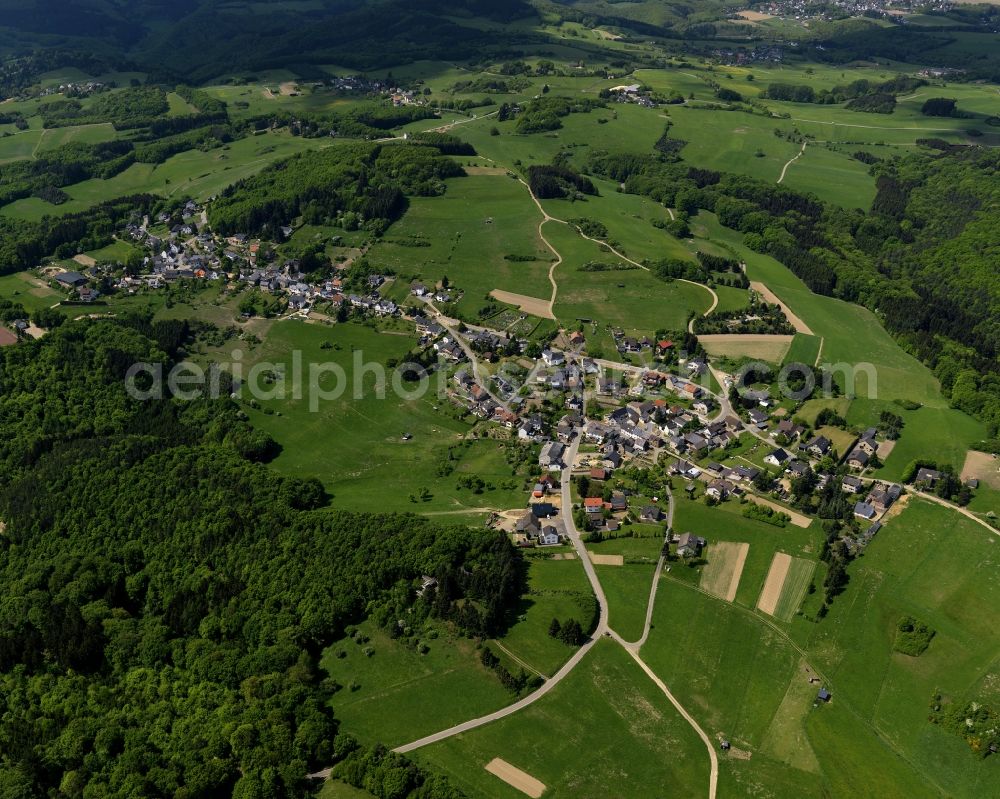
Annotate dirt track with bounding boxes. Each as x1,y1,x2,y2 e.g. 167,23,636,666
749,282,813,334
757,552,792,616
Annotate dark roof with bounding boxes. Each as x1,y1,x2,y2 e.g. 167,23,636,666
531,503,556,518
56,270,87,285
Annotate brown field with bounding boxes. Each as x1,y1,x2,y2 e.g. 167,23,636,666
749,282,813,334
484,758,546,798
699,541,749,602
756,552,792,616
588,552,624,566
737,10,775,21
490,289,554,320
876,439,896,461
72,254,97,267
700,334,794,363
0,327,17,347
961,450,1000,489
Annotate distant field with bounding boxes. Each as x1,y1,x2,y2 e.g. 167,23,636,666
1,131,331,220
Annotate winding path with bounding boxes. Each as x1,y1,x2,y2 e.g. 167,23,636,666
516,178,718,321
777,140,807,184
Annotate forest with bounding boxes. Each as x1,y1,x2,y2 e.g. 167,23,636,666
208,141,465,237
0,316,525,798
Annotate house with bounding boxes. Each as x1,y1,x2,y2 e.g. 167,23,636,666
841,475,864,494
530,502,556,519
706,479,735,500
684,432,709,455
568,330,585,347
867,487,892,512
856,427,878,455
817,688,831,702
847,447,871,470
787,460,809,478
854,501,878,520
410,282,429,296
538,526,561,546
584,497,604,514
56,270,87,287
532,482,548,498
640,505,663,523
805,435,832,458
765,448,790,468
771,419,805,440
609,492,628,512
692,398,715,415
541,349,566,367
676,532,706,558
590,467,609,480
656,340,674,356
915,467,942,487
539,441,565,470
515,512,541,535
748,408,769,428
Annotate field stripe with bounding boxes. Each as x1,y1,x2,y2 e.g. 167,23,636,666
484,758,546,798
757,552,791,616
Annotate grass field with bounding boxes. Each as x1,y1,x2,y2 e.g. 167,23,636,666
700,334,793,364
0,271,62,314
414,640,711,798
587,535,663,641
671,498,820,610
545,221,713,335
225,320,532,514
803,499,1000,797
699,541,750,602
321,621,512,749
368,174,554,320
784,332,823,366
492,554,596,677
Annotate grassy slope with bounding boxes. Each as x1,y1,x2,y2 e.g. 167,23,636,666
414,639,710,799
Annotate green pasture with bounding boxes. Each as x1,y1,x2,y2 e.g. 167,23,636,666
227,320,532,514
783,332,823,366
366,174,554,319
321,620,512,749
492,554,596,677
671,497,819,610
415,639,711,799
805,499,1000,797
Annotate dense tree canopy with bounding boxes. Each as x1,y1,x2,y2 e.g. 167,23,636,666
0,318,524,797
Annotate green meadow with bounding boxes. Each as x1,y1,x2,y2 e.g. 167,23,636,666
804,499,1000,797
321,620,512,749
491,553,597,677
415,640,711,799
221,320,533,515
367,174,554,319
